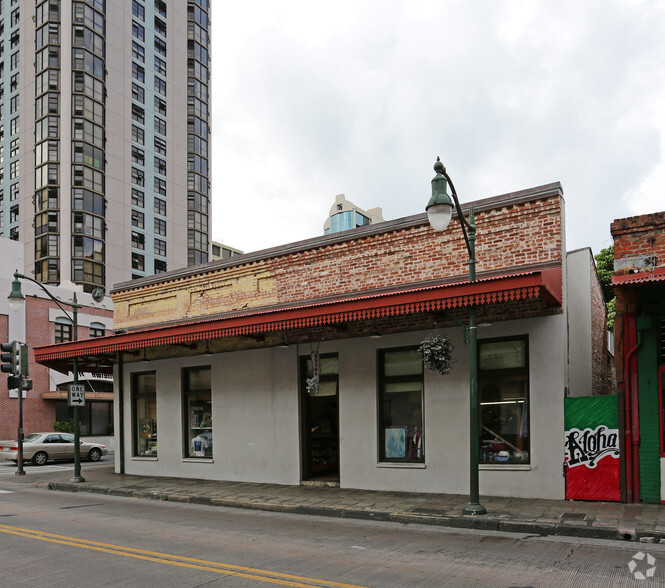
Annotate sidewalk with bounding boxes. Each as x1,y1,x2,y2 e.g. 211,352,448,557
5,462,665,543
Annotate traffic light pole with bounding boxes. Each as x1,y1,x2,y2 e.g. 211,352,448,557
16,376,25,476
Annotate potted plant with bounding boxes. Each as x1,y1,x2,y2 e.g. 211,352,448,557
419,333,455,375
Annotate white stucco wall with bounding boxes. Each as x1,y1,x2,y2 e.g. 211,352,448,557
117,312,567,499
566,249,594,397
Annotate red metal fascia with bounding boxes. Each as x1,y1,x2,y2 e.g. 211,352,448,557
612,267,665,286
35,268,561,364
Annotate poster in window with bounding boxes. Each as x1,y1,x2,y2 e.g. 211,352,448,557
139,419,153,438
385,426,407,459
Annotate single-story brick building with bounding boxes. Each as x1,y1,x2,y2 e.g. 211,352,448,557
611,210,665,503
36,180,610,500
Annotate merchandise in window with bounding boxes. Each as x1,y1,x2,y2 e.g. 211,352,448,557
133,372,157,456
479,336,530,464
184,367,212,458
378,348,424,462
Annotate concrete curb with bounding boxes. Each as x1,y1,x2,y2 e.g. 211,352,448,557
46,481,660,542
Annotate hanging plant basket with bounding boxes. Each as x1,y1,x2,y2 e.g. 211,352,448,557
419,333,455,375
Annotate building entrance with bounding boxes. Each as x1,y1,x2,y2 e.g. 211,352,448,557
300,353,339,482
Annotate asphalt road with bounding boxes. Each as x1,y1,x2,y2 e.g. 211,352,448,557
0,480,663,587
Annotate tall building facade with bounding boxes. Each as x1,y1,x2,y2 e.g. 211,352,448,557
323,194,383,235
0,0,210,292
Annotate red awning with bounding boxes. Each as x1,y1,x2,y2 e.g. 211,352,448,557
35,266,562,374
612,267,665,286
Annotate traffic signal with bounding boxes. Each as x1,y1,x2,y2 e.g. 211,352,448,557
19,343,28,377
1,341,19,375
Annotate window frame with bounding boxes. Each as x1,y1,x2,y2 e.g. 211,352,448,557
132,371,158,457
478,335,530,465
183,366,212,459
377,346,425,464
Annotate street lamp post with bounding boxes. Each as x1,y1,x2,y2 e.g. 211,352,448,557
8,271,105,483
426,157,486,515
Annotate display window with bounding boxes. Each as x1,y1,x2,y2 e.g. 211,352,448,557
479,336,530,464
378,347,424,463
183,366,212,458
132,371,157,456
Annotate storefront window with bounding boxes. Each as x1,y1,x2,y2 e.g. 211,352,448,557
184,366,212,458
479,337,529,464
378,348,424,463
132,372,157,456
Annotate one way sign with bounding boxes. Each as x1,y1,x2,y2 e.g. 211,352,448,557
68,384,85,407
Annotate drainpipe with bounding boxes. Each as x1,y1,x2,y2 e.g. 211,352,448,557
624,317,641,503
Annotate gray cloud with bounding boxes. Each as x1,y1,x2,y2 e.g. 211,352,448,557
211,1,665,256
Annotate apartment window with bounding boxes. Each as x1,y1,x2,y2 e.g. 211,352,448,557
154,198,166,216
183,367,212,458
131,146,145,165
154,97,166,115
131,125,145,145
154,76,166,96
132,62,145,83
132,0,145,22
154,136,166,155
90,323,106,338
132,104,145,124
154,116,166,136
154,259,167,274
131,231,145,250
131,188,144,207
155,0,167,17
154,177,166,195
154,56,166,76
10,116,18,135
55,320,73,343
131,41,145,62
133,372,157,457
131,167,144,187
154,16,166,37
479,337,529,464
154,238,166,256
131,210,144,229
155,37,166,57
9,94,18,114
378,348,424,463
154,156,166,176
9,160,18,179
9,138,18,157
132,21,144,41
131,82,145,103
154,218,166,236
9,204,19,223
132,253,145,271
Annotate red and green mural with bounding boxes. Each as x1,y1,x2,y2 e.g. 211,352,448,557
564,395,620,501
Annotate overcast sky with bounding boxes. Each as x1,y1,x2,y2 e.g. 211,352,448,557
210,1,665,258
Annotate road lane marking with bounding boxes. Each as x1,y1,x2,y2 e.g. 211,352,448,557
0,523,366,588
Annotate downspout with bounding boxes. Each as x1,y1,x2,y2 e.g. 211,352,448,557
624,325,641,502
117,353,125,474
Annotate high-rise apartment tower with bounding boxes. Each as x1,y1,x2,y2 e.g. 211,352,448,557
1,0,211,291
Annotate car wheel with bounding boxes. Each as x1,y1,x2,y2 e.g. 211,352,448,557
32,451,48,466
87,448,102,462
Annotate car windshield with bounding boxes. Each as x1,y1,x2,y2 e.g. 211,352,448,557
24,433,43,442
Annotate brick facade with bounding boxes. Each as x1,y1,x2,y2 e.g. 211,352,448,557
0,295,113,440
589,255,611,395
611,212,665,273
112,187,564,330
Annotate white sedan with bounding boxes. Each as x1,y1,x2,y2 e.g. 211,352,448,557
0,432,108,465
